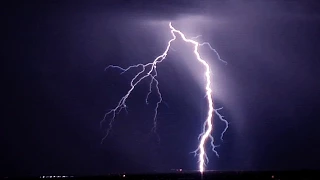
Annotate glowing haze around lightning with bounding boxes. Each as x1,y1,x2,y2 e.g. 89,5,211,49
101,22,229,173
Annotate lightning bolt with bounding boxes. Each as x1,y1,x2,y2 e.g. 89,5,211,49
101,22,229,173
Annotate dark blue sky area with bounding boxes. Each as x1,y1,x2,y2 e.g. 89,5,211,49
3,0,320,177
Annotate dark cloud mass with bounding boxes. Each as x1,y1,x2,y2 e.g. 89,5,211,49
2,0,320,177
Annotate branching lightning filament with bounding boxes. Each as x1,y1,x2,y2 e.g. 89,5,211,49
101,22,229,173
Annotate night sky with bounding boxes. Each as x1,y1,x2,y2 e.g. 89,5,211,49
3,0,320,177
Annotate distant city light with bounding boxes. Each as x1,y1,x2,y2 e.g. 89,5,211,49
40,175,70,178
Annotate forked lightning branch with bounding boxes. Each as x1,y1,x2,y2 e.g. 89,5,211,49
100,22,229,173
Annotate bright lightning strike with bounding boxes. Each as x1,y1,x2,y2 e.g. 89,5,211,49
101,22,229,173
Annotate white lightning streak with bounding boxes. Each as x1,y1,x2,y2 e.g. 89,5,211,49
101,22,229,173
